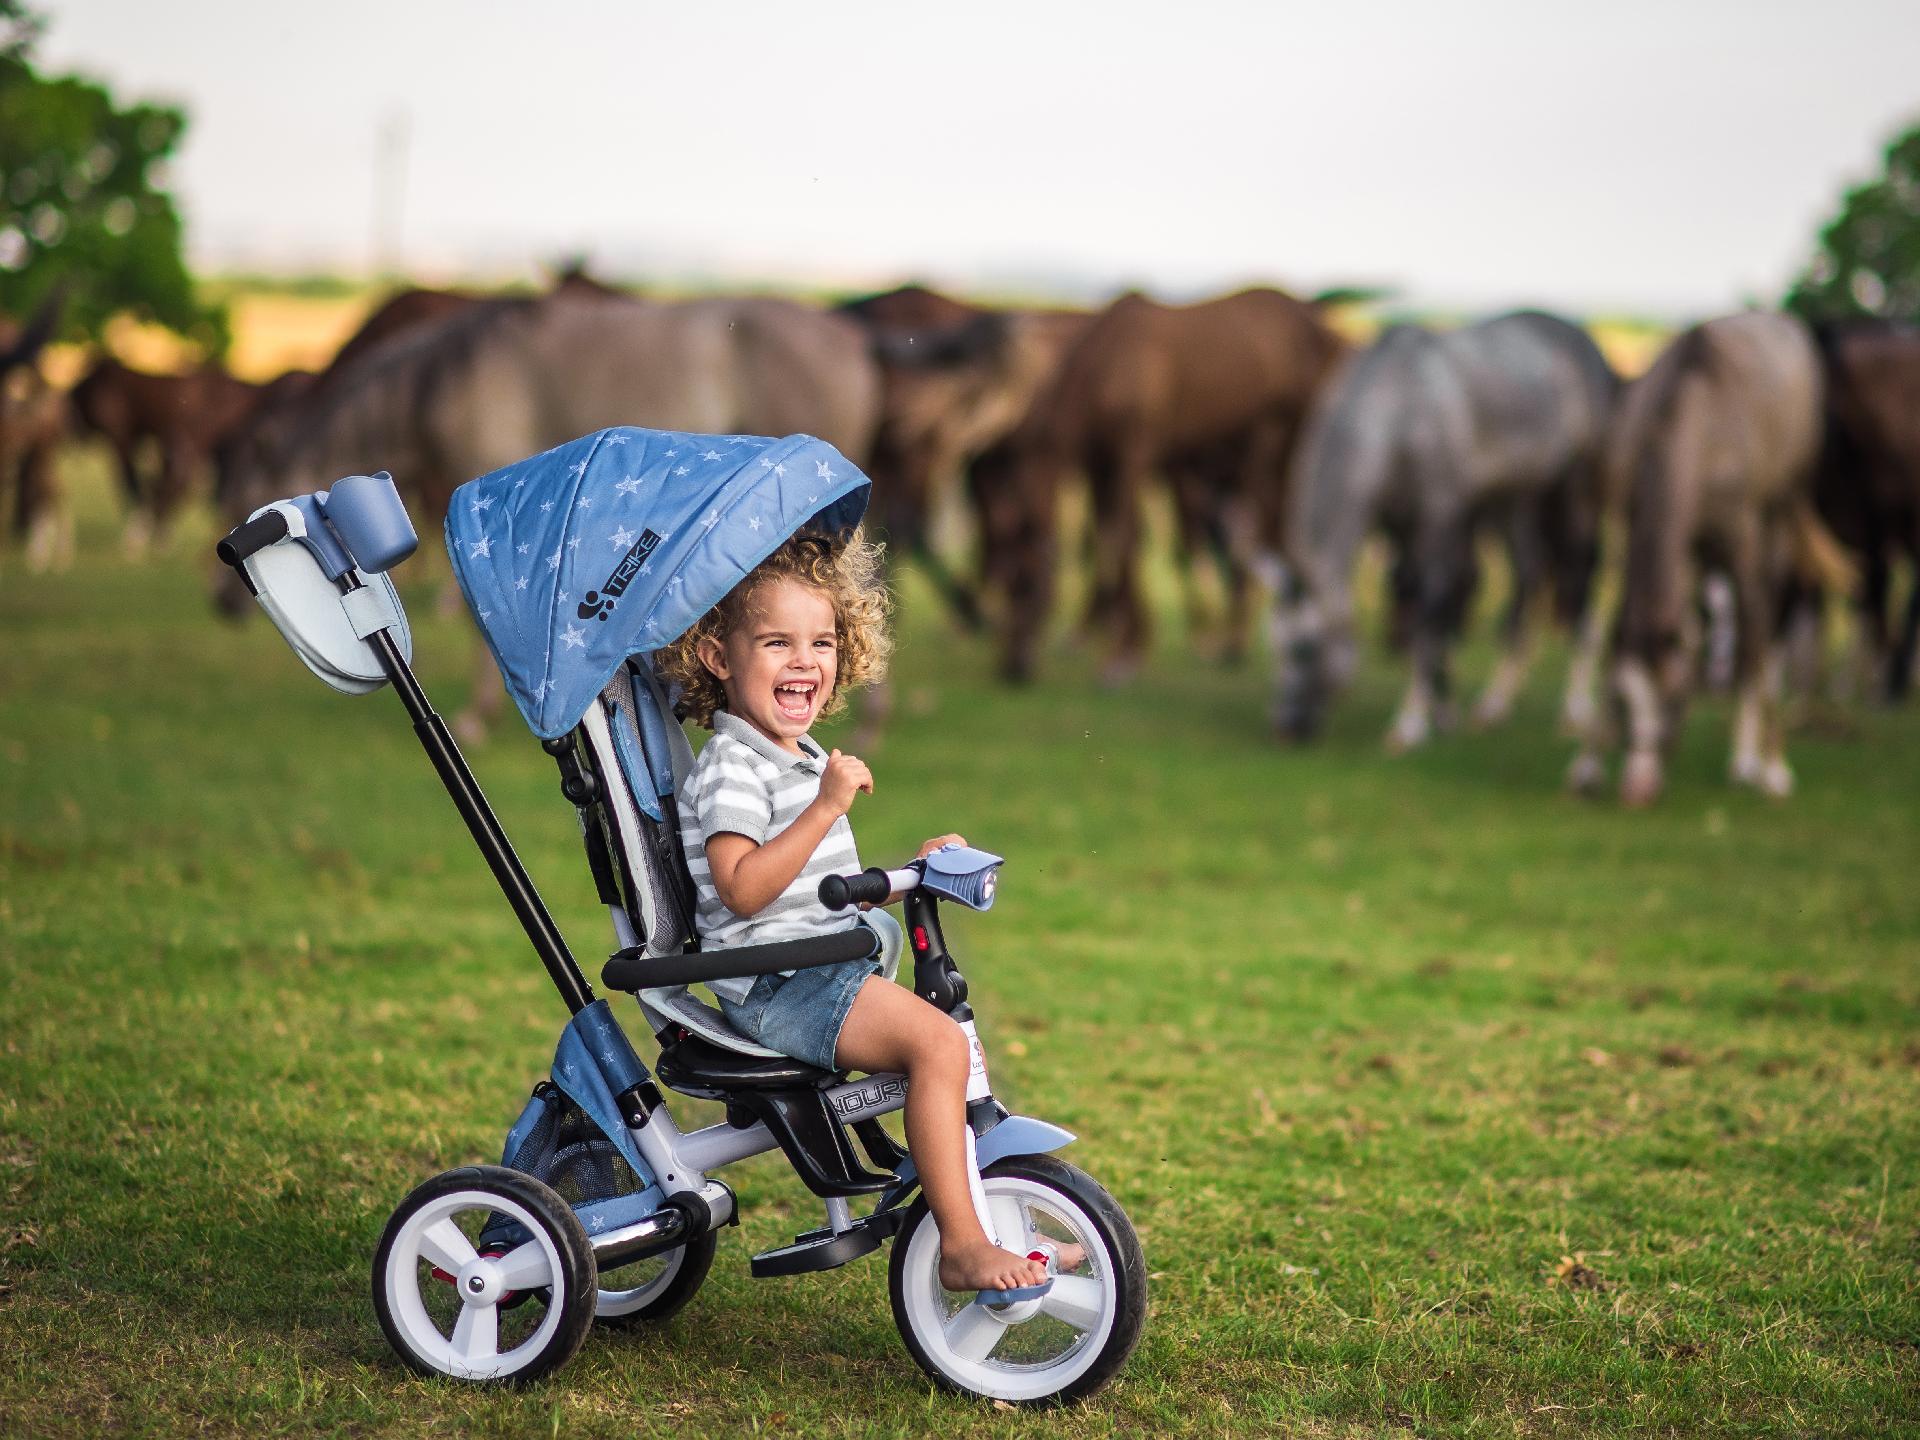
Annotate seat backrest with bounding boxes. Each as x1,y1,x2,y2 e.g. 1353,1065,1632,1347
576,656,697,961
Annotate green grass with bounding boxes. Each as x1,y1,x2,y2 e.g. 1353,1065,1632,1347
2,461,1917,1438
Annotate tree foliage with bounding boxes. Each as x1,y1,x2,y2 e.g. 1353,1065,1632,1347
0,1,225,351
1786,121,1920,327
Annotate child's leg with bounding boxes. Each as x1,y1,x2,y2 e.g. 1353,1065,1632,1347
834,977,1048,1292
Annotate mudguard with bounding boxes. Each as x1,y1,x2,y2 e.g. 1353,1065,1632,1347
885,1114,1075,1193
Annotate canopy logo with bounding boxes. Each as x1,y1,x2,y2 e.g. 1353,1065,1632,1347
578,529,663,622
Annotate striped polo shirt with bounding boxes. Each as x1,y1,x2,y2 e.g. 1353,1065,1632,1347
678,709,863,1003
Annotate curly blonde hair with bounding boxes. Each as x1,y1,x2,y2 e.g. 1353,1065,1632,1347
656,528,892,729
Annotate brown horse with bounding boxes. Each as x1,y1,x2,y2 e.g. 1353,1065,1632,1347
218,287,880,738
1567,311,1843,805
983,287,1345,682
69,357,268,548
0,299,69,572
838,285,1090,630
1811,320,1920,700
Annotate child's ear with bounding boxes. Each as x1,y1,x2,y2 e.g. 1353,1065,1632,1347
695,634,730,681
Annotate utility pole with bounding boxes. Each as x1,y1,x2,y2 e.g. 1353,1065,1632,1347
372,105,411,281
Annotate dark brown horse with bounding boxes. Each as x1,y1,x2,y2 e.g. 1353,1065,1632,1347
1811,320,1920,700
838,285,1091,631
983,287,1345,682
69,357,268,548
1566,312,1845,805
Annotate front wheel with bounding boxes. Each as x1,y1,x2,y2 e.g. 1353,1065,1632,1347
887,1153,1147,1405
372,1165,597,1384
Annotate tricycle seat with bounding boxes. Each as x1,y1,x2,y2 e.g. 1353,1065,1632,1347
654,1032,839,1098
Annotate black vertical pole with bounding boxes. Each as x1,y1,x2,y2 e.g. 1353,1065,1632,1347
364,627,596,1016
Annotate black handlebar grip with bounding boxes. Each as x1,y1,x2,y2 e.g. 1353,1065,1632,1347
819,867,892,911
216,509,291,569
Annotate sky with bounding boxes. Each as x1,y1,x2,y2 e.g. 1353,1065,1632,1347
40,0,1920,317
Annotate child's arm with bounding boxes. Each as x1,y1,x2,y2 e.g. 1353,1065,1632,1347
707,750,872,917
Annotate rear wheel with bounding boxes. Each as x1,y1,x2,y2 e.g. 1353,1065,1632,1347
593,1227,718,1326
372,1165,597,1384
887,1153,1146,1405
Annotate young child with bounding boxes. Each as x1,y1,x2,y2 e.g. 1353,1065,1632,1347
658,530,1051,1294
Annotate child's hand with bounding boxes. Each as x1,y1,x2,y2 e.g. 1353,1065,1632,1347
916,833,967,857
818,749,874,816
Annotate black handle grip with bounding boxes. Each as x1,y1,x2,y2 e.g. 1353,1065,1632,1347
216,509,290,569
819,867,892,911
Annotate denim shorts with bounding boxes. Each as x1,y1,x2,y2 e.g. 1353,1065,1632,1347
717,955,883,1071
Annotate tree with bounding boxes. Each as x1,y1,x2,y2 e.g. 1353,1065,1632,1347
1786,120,1920,327
0,1,225,351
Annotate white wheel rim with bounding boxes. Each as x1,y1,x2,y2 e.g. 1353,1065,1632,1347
382,1188,570,1379
594,1242,688,1317
898,1174,1120,1402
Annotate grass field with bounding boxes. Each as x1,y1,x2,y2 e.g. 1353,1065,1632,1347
2,457,1917,1438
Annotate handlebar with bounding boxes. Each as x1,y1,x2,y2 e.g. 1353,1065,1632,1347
818,865,920,911
216,509,290,568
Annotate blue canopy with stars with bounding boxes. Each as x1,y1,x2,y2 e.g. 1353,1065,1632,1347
445,426,871,740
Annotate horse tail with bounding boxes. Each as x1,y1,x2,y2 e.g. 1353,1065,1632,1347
1790,499,1857,595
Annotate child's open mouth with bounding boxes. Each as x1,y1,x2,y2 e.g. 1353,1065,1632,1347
773,680,817,721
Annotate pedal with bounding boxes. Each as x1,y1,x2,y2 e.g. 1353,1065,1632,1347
750,1223,882,1278
975,1249,1057,1308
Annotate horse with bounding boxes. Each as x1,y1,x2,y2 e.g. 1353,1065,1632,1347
838,285,1091,633
1810,320,1920,701
69,358,269,550
1272,311,1617,749
1564,311,1844,805
983,287,1345,683
218,287,880,739
0,297,69,573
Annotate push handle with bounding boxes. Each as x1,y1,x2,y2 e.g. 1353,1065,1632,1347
819,866,896,911
215,509,290,568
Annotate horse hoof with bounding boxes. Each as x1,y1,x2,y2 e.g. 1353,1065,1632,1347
1471,697,1511,731
1729,753,1766,789
1620,752,1663,808
1565,752,1607,796
1097,657,1140,690
1384,715,1429,754
1759,759,1795,799
1558,698,1596,739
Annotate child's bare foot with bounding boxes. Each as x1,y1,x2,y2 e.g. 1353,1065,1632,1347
1041,1240,1088,1274
939,1239,1049,1293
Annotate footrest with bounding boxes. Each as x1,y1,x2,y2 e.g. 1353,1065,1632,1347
750,1225,882,1278
975,1249,1058,1307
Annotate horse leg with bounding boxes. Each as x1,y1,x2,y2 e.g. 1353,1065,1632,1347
1474,502,1544,730
21,437,67,574
1889,530,1920,703
1387,515,1471,752
151,441,198,553
1092,440,1152,686
1723,521,1785,795
117,438,154,559
1167,462,1215,650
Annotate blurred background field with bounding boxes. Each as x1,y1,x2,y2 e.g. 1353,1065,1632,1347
2,455,1917,1437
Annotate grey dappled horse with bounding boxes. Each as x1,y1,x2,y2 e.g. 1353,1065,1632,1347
1271,311,1616,749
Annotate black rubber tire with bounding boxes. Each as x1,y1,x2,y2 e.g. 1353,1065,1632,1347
592,1227,719,1328
372,1164,598,1386
887,1153,1147,1406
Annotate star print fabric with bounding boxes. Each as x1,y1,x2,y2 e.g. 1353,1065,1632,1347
445,426,870,740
